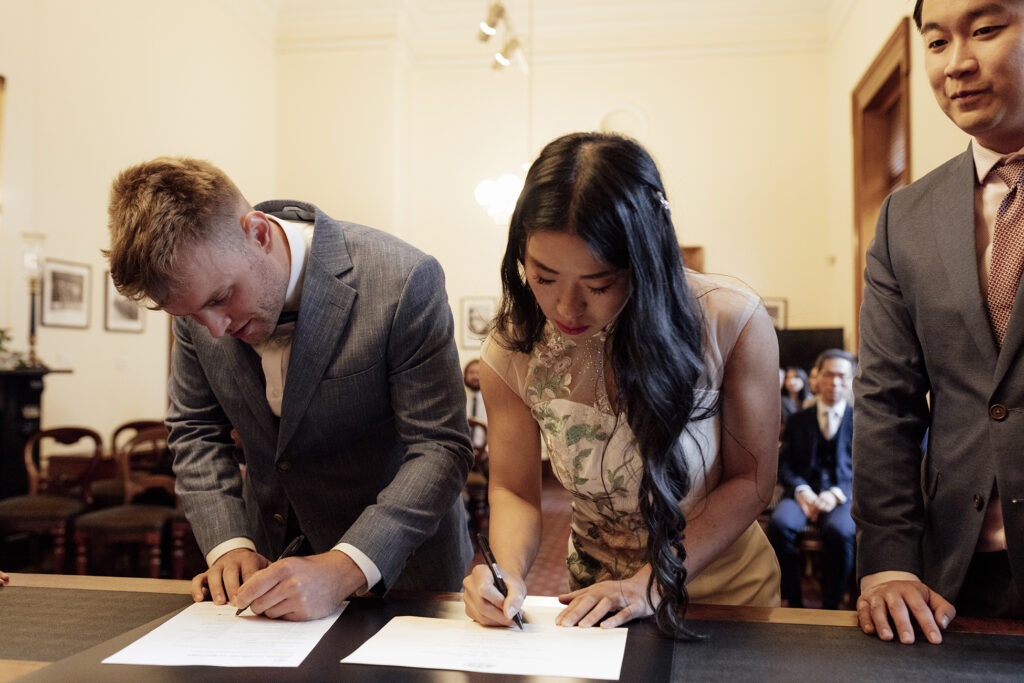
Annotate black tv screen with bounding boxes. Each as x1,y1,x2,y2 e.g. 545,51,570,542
775,328,846,372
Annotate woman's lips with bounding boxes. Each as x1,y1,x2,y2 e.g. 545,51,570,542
556,321,589,335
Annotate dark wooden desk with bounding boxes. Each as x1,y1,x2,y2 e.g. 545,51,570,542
2,573,1021,682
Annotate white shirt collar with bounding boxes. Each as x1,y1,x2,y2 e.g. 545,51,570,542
818,398,846,419
269,216,312,312
972,140,1024,184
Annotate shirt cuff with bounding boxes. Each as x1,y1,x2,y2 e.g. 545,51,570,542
829,487,847,504
206,537,257,567
794,484,812,495
860,570,921,594
332,543,381,595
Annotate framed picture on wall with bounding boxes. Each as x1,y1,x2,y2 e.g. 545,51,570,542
104,272,145,333
41,259,91,329
461,297,496,349
763,297,788,330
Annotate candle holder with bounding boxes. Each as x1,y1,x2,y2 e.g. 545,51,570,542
21,232,46,369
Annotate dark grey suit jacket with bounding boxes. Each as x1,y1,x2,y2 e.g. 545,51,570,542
778,404,853,501
167,200,473,592
853,145,1024,603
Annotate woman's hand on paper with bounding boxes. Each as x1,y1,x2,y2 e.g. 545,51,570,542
556,564,657,628
462,562,527,627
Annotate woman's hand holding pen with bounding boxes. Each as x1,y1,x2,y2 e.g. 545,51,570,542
556,564,658,629
462,562,527,627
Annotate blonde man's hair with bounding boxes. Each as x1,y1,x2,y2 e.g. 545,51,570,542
105,157,250,305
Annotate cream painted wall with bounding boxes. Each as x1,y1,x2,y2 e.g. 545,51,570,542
824,0,971,345
408,49,830,355
0,0,277,439
0,0,982,438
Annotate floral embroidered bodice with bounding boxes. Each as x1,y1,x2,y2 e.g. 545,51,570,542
482,272,761,589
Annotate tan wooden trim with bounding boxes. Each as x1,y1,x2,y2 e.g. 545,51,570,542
5,572,192,594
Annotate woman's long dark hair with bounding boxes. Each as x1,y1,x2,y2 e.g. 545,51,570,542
494,132,708,637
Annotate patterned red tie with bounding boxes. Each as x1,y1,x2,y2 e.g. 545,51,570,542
987,159,1024,346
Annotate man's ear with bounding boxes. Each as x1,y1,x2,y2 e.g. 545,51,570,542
240,211,274,253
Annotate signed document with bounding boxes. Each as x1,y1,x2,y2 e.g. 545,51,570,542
103,601,345,667
341,597,627,680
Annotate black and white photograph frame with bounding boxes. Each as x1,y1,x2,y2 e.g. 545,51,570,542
41,259,91,329
461,297,496,349
763,297,788,330
105,271,145,333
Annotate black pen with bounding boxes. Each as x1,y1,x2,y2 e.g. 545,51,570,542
235,534,306,616
476,533,524,630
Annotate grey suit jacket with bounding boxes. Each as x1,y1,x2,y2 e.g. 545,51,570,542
167,200,473,592
853,145,1024,603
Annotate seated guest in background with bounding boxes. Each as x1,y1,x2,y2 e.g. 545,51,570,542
462,132,781,637
767,349,856,609
105,157,472,621
780,366,811,426
464,358,487,449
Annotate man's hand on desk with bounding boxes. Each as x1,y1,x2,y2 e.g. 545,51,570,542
856,572,956,645
0,570,9,585
232,550,366,621
193,548,269,605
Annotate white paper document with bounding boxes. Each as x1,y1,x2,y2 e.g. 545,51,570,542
340,611,628,680
103,601,345,667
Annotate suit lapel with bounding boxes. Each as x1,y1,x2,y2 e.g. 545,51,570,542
933,146,999,366
995,259,1024,382
274,206,357,455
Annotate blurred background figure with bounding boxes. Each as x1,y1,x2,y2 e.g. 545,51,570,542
464,359,487,449
781,366,811,428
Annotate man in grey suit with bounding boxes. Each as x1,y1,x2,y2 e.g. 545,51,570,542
854,0,1024,645
106,157,473,620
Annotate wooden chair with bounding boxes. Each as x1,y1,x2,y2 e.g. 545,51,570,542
74,425,179,578
464,417,489,535
0,427,103,572
88,419,164,509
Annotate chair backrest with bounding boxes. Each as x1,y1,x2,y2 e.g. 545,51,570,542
110,419,164,457
118,424,174,505
468,417,488,471
22,427,104,496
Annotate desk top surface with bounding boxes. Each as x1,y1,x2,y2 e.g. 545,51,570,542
2,573,1022,682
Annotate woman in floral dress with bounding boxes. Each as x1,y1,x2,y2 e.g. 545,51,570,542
462,132,780,636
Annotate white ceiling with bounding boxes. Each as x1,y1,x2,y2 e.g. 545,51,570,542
272,0,876,58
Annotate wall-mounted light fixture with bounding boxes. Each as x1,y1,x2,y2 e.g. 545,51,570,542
478,1,505,41
493,36,522,70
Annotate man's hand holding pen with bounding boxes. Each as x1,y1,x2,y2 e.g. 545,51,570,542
231,550,365,621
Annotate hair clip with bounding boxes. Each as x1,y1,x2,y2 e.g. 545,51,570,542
656,191,671,213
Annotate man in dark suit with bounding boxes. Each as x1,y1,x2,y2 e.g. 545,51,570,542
854,0,1024,645
767,349,856,609
106,158,473,620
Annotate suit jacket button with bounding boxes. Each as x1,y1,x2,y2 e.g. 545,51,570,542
989,404,1008,420
973,494,984,510
277,460,291,472
273,513,286,525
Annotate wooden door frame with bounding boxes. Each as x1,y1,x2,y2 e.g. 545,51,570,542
851,17,912,348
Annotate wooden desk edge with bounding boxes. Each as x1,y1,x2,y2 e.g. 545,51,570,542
5,572,192,594
4,576,1019,636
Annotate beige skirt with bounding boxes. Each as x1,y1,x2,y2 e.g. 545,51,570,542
686,521,781,606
